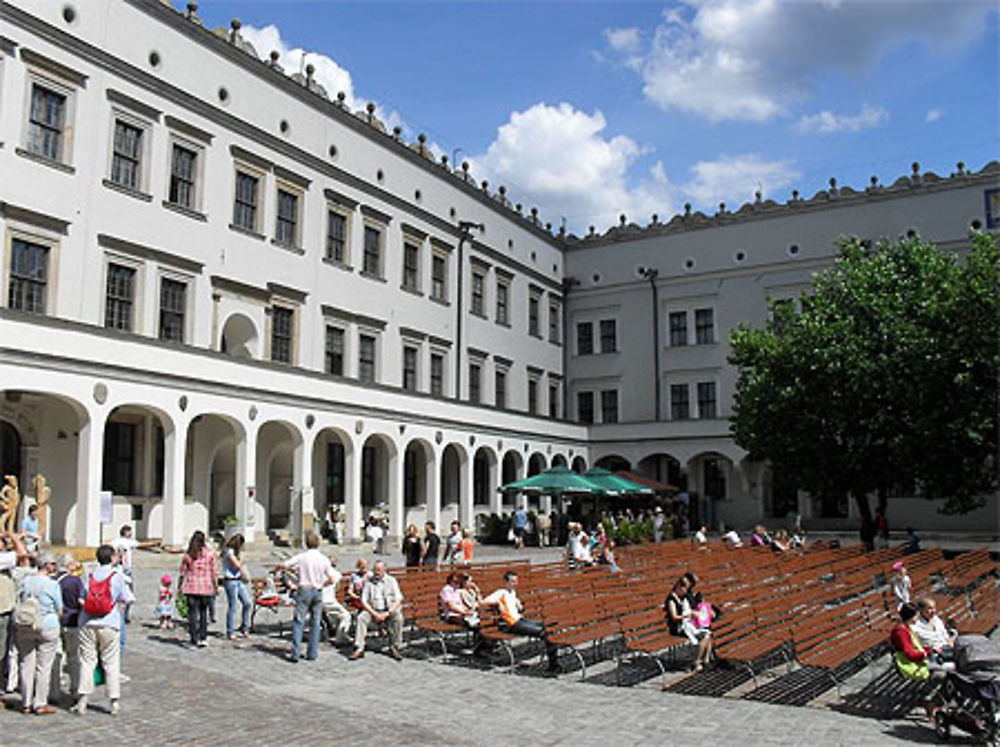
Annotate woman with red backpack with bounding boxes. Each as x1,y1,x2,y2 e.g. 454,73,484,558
72,544,128,716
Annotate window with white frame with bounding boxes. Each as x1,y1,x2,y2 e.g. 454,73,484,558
471,267,486,316
495,277,510,325
105,261,138,332
528,289,541,337
549,381,560,419
167,141,199,210
697,381,717,418
577,391,594,424
431,252,448,302
362,224,383,278
670,383,690,420
158,276,187,343
577,322,593,355
402,344,419,391
601,389,619,423
232,167,262,233
695,308,715,344
599,318,617,353
270,305,294,364
430,351,445,397
358,333,378,383
109,116,146,192
26,80,69,163
326,209,349,264
669,311,688,346
275,188,299,247
325,325,345,375
494,367,507,409
528,376,539,414
549,300,561,344
402,240,421,292
7,237,51,314
468,362,482,404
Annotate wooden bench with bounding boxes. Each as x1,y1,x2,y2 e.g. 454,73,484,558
616,607,690,686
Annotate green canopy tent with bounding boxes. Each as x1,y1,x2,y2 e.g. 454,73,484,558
499,465,604,497
582,468,655,496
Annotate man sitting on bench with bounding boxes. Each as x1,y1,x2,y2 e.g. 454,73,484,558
483,570,559,672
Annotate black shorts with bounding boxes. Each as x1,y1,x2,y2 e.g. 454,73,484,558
513,527,525,538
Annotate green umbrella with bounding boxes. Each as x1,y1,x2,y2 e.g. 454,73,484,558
583,468,655,495
499,465,603,495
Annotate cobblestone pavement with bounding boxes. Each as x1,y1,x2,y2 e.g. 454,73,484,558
1,545,986,745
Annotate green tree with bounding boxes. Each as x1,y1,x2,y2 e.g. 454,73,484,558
729,232,999,543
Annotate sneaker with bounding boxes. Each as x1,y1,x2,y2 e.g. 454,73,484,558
196,640,208,648
119,674,131,683
70,697,88,716
109,700,119,717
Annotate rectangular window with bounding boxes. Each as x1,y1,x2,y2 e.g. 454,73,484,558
102,421,136,495
431,254,447,301
8,239,49,314
549,384,559,419
496,280,509,325
275,189,299,247
403,242,420,291
495,370,506,409
270,306,293,363
358,334,376,383
326,211,347,263
403,345,418,391
600,319,617,353
233,171,259,231
601,389,619,424
670,384,690,421
168,143,196,209
105,263,136,332
158,278,186,343
528,379,538,414
325,326,344,376
110,119,143,191
695,308,715,344
577,391,594,424
577,322,593,355
363,226,382,277
669,311,688,347
697,381,717,419
469,363,481,404
528,294,540,337
471,270,485,316
27,84,66,161
430,353,444,397
549,302,560,343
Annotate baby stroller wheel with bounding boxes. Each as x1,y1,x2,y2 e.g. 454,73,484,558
933,711,950,742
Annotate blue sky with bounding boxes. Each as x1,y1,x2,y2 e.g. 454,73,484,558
196,1,998,233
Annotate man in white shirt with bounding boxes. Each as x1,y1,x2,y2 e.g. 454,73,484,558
912,597,956,662
279,532,339,663
692,525,708,544
483,570,559,672
349,560,404,660
320,555,351,646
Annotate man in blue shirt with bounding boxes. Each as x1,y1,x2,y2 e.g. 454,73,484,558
513,505,528,550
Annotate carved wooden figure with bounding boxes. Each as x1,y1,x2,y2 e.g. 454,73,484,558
0,475,19,534
33,473,51,540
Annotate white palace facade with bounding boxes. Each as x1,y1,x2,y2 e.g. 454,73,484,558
0,0,996,546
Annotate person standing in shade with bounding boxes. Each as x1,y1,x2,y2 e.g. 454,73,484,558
73,544,128,716
421,521,441,567
221,534,252,640
179,531,217,648
279,532,339,662
14,552,61,714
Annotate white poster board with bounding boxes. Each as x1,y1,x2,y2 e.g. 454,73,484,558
99,491,113,525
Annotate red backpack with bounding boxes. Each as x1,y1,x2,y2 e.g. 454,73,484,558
83,573,115,617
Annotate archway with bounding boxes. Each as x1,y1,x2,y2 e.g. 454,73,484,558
550,453,568,469
256,420,303,533
186,414,242,531
595,454,631,472
403,438,434,529
440,443,467,526
637,452,684,489
220,313,259,358
687,451,734,530
500,451,522,511
473,446,497,509
361,433,396,513
570,455,587,474
526,453,546,510
311,426,353,537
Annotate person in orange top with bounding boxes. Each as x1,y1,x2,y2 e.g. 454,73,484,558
483,570,558,672
459,529,474,565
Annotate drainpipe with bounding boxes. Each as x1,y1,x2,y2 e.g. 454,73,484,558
639,267,661,420
455,221,483,401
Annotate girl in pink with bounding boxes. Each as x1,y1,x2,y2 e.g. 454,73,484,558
155,573,175,629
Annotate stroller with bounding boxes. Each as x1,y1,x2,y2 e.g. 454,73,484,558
927,634,1000,744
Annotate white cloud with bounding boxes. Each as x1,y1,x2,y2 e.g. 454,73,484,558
604,27,641,54
925,108,944,123
605,0,993,122
470,102,674,230
796,104,888,135
681,154,800,208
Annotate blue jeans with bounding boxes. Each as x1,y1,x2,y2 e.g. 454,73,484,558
224,580,252,637
292,588,323,661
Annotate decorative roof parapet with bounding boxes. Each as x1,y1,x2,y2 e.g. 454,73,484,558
564,160,1000,246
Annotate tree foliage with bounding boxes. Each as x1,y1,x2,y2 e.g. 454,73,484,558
729,232,999,524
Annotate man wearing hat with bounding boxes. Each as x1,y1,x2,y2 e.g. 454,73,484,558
653,507,665,543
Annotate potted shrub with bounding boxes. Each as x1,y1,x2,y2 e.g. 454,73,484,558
223,515,242,541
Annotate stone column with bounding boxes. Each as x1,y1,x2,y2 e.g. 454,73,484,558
161,418,189,546
346,443,363,541
236,423,258,542
75,413,106,547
